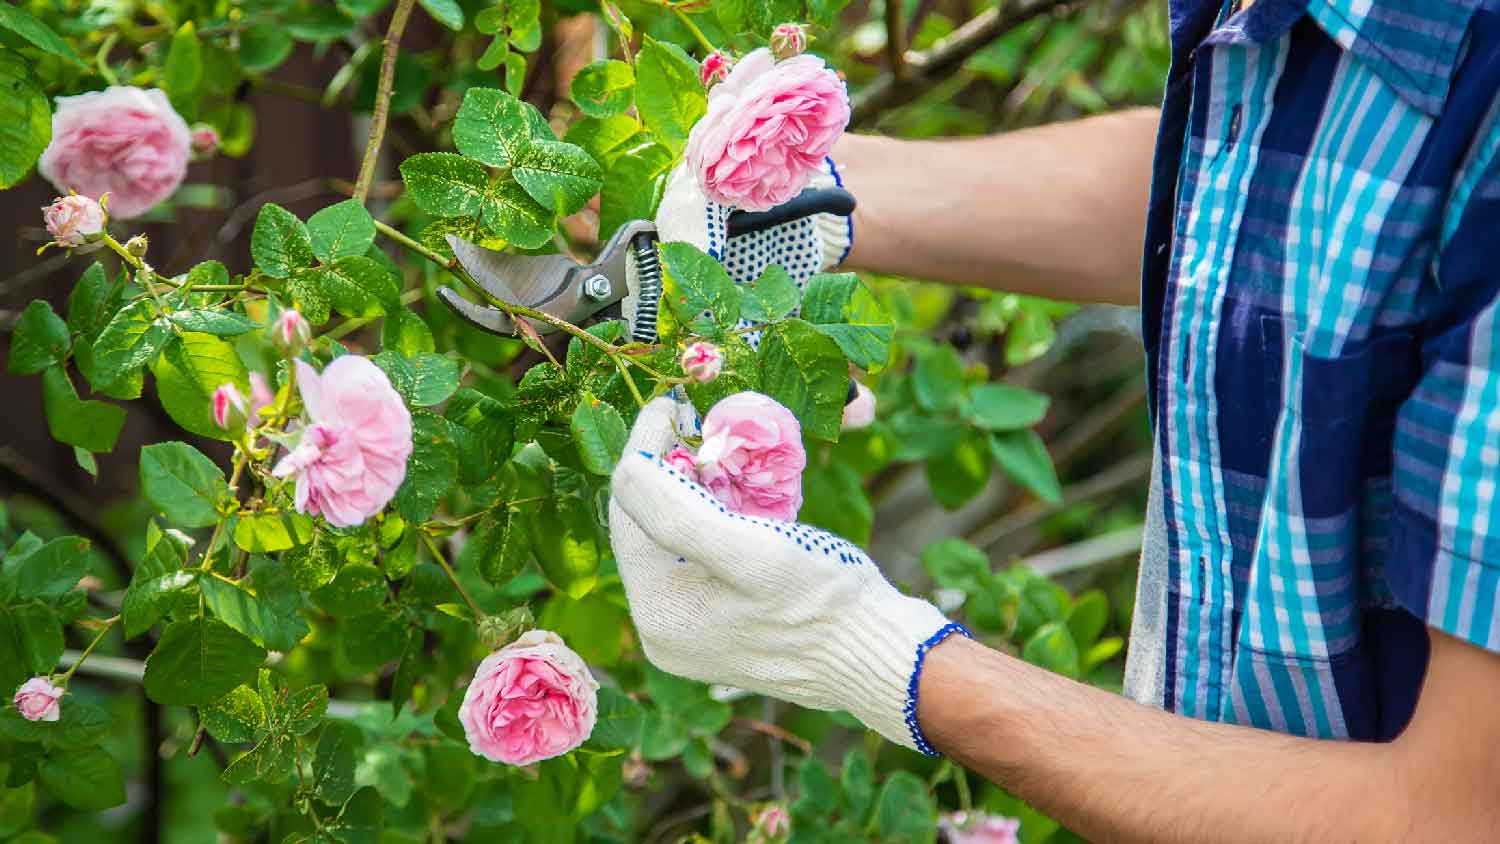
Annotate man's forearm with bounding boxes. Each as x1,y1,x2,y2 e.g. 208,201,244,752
833,108,1159,306
918,636,1414,844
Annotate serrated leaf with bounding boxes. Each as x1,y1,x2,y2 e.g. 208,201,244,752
250,204,314,278
313,721,363,805
874,772,936,843
513,139,602,215
634,38,705,155
451,88,532,167
284,532,338,591
2,535,88,600
139,441,228,528
0,51,51,188
989,429,1061,503
122,521,196,638
8,300,69,375
564,115,645,170
38,749,125,811
0,5,83,64
41,366,125,453
66,263,115,339
571,60,635,118
741,265,801,322
393,414,458,522
399,152,488,217
201,685,265,743
599,141,673,240
285,269,332,324
926,432,993,509
460,505,531,586
570,393,627,475
757,319,848,441
143,617,266,706
164,22,203,110
153,332,248,441
660,242,741,328
306,255,400,318
91,299,173,387
239,23,293,71
913,346,964,413
308,199,376,262
167,309,258,336
200,564,309,651
480,178,553,249
311,562,387,616
417,0,464,30
963,383,1050,431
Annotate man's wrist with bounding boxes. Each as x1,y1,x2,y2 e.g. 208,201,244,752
915,634,1022,765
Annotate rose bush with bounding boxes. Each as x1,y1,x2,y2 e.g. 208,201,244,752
0,0,1164,841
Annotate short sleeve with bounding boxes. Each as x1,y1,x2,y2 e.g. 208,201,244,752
1388,117,1500,651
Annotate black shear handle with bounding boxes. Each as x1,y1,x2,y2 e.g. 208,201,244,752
725,187,856,238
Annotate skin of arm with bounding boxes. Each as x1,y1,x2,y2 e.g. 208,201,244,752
832,107,1159,306
917,629,1500,843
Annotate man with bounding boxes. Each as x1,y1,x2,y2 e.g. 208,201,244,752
608,1,1500,839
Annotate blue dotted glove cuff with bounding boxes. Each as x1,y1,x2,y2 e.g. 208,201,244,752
905,622,973,757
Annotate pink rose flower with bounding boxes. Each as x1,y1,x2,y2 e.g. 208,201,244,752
686,48,850,212
700,50,733,88
212,382,250,432
42,194,105,247
696,391,805,520
458,629,599,766
938,812,1021,844
769,23,809,60
748,804,791,842
664,445,699,478
680,341,724,383
13,677,63,723
190,124,220,157
271,309,312,355
271,356,412,528
38,86,191,219
249,372,275,418
842,381,877,430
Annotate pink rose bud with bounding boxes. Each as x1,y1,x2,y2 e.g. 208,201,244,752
248,371,275,419
272,357,412,528
841,381,876,430
664,445,699,478
458,629,599,766
38,86,191,219
769,23,808,60
700,50,733,88
271,309,312,356
680,341,724,383
42,194,105,247
938,812,1021,844
686,48,850,211
212,382,250,432
749,804,791,842
696,392,806,521
190,124,220,157
13,677,63,723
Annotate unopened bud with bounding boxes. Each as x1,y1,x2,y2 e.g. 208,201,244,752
41,194,105,248
190,124,221,157
271,309,312,356
680,341,723,382
770,23,808,60
700,50,733,87
212,382,250,432
125,234,149,258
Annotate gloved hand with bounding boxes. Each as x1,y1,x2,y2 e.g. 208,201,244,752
609,398,967,755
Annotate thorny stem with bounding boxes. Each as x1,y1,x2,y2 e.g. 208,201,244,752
56,616,120,686
420,531,485,621
673,8,716,54
354,0,418,205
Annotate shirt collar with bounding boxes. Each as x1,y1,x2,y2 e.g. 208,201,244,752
1200,0,1482,116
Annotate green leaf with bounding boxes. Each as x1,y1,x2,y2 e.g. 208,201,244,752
840,750,875,822
530,470,602,600
311,562,387,617
798,461,873,546
394,413,458,522
90,299,173,389
167,309,258,336
284,684,328,735
571,60,635,118
200,561,309,651
202,685,266,743
599,141,673,239
285,269,332,325
382,309,434,356
922,537,990,595
153,332,248,441
1067,589,1110,650
143,617,265,706
587,687,644,751
757,319,849,441
38,749,125,812
634,37,705,156
0,5,82,64
513,140,603,215
2,535,90,600
239,24,293,71
164,22,203,110
989,429,1061,503
41,366,125,453
451,88,532,168
305,256,400,318
313,721,363,805
66,263,116,340
308,199,377,262
963,383,1050,431
222,734,296,785
925,432,993,509
660,241,741,328
802,274,894,371
399,152,487,217
873,772,937,844
139,442,228,528
10,603,62,674
565,115,646,170
795,756,838,817
741,265,801,323
1022,620,1081,677
251,203,314,278
913,346,964,413
570,393,627,475
284,532,338,591
813,323,893,372
460,505,531,586
375,351,460,406
417,0,464,30
0,51,51,188
8,300,69,375
480,178,554,249
122,521,196,639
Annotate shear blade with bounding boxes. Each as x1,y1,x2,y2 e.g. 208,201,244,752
445,235,581,310
436,286,518,334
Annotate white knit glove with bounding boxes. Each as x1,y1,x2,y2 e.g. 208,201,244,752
608,398,966,755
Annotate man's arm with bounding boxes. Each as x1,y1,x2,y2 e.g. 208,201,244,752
919,629,1500,843
833,108,1159,306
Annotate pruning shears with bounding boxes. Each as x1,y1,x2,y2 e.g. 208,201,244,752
436,186,857,345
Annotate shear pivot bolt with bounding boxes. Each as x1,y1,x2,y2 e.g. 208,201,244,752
583,274,612,300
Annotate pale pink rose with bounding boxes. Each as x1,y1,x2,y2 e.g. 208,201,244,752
38,87,191,219
748,804,791,842
938,812,1021,844
686,48,850,211
842,381,876,430
189,124,220,156
680,341,723,383
458,629,599,766
700,50,733,87
249,372,275,418
271,356,412,528
212,382,249,432
664,445,699,478
696,391,805,520
13,677,63,723
769,23,808,59
272,309,312,355
42,194,105,247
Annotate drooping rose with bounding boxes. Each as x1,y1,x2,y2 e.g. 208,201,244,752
13,677,62,723
249,372,275,418
938,812,1021,844
458,629,599,766
42,195,105,247
700,50,733,88
212,382,250,432
664,445,699,478
271,356,412,528
38,87,191,219
685,48,850,211
190,124,220,157
680,341,723,383
271,309,311,356
842,381,876,430
769,23,808,59
696,391,806,520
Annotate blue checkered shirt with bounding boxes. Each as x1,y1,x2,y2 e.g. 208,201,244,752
1133,0,1500,739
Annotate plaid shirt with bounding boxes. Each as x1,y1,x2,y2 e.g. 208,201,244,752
1139,0,1500,739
